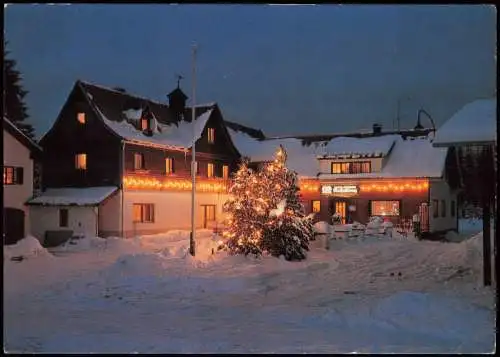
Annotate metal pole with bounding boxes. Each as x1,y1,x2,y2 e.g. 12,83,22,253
481,145,492,286
190,43,198,256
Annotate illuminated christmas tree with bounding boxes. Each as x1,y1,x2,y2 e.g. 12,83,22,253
221,145,313,261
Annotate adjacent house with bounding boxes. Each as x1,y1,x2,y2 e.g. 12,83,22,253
3,117,42,244
316,134,461,234
27,80,242,242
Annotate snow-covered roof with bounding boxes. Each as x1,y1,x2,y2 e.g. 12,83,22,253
3,116,42,153
227,128,319,178
96,104,212,151
27,186,118,206
320,135,399,159
318,137,448,179
77,81,216,151
433,98,497,147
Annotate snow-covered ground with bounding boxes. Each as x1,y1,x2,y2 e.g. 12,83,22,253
3,228,495,353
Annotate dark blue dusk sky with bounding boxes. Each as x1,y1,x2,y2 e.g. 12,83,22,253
4,4,496,139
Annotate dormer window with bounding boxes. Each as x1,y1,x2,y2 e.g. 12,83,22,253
77,112,86,124
134,153,144,170
331,161,371,174
208,128,215,144
141,118,148,131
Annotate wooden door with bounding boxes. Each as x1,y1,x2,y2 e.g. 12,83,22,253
3,208,25,245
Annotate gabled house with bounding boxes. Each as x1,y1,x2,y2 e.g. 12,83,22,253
27,80,241,241
316,134,461,235
3,117,42,244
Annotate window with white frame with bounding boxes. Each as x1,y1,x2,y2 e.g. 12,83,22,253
133,203,155,223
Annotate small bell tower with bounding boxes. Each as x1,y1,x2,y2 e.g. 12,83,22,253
167,74,188,122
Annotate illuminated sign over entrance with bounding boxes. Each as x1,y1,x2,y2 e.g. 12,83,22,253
321,185,359,195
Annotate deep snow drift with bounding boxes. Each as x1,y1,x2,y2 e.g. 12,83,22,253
3,228,495,353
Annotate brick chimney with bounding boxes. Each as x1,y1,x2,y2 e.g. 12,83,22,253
373,123,382,134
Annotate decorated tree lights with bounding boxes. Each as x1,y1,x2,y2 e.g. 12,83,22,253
221,145,313,261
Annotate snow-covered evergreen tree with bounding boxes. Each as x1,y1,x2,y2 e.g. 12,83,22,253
260,145,312,260
221,145,313,261
220,159,267,256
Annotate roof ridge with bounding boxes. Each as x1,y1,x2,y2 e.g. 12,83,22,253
79,80,168,108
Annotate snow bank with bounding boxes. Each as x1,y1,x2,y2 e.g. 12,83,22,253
4,236,52,260
107,253,167,276
313,221,331,234
371,291,493,342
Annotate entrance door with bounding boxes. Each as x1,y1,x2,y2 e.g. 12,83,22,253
335,201,347,224
3,208,25,245
202,205,216,229
419,203,429,232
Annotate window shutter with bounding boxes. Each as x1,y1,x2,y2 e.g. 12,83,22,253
171,158,175,173
16,167,24,185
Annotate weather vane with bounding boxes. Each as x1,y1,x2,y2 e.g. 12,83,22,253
176,74,184,88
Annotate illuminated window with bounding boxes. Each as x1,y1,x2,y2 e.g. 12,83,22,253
432,200,439,218
441,200,446,218
133,203,154,223
331,161,371,174
222,165,229,179
203,205,216,221
312,200,321,213
59,209,68,227
134,153,144,170
3,166,23,185
208,128,215,144
165,157,174,174
207,163,215,178
451,200,456,217
371,201,400,216
75,154,87,170
141,118,148,131
77,112,86,124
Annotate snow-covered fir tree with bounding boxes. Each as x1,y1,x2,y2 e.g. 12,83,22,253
221,145,313,261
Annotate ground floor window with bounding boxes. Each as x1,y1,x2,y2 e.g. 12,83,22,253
371,200,400,216
133,203,155,223
312,200,321,213
451,200,456,217
59,208,69,227
201,204,216,228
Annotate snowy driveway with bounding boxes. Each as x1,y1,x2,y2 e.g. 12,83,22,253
3,231,495,353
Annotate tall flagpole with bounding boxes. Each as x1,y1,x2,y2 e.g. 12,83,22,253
190,43,198,256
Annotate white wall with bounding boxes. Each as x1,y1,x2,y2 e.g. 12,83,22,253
30,206,98,242
122,190,230,237
3,129,34,236
429,179,458,232
98,191,121,236
318,157,383,174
